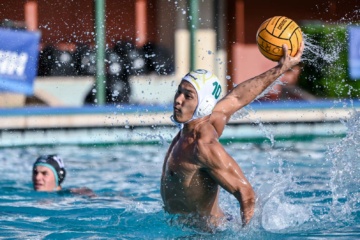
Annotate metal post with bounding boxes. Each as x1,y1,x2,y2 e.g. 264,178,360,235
95,0,106,105
189,0,198,71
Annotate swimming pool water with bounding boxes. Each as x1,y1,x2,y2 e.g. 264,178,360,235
1,114,360,239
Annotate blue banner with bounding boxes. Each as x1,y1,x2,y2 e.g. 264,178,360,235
0,28,41,95
348,26,360,80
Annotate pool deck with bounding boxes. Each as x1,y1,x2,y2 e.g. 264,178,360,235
0,100,359,147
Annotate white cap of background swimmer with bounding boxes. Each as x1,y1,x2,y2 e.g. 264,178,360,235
171,69,222,128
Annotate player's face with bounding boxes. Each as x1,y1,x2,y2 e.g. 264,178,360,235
173,81,198,123
32,166,57,191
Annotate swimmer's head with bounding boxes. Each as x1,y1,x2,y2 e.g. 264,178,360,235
32,155,66,191
171,69,222,127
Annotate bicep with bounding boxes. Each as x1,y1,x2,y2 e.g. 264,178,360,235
210,95,242,136
212,95,240,122
211,89,250,127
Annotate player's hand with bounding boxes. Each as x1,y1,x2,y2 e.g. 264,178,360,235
279,41,304,71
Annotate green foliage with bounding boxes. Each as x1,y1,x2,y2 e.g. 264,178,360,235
298,23,360,99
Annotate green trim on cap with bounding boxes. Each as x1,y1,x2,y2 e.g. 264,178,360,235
34,163,59,188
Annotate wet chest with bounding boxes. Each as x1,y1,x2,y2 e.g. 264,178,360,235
166,135,199,176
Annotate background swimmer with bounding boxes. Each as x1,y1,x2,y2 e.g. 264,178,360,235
32,154,96,197
32,154,66,192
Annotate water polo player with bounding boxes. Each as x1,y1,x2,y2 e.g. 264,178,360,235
161,42,304,231
32,154,96,196
32,154,66,192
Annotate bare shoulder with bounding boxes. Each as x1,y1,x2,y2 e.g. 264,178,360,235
207,110,228,137
196,120,219,143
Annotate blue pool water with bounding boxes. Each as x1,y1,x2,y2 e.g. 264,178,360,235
0,112,359,239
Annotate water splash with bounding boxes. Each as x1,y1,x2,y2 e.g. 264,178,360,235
261,194,311,231
326,110,360,223
220,108,360,234
302,32,342,66
230,105,277,146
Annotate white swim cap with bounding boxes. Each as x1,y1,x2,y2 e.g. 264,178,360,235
182,69,222,120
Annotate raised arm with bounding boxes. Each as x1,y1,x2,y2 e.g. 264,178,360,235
211,42,304,133
197,127,255,225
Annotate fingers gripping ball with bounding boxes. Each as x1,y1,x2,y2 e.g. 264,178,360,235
256,16,303,61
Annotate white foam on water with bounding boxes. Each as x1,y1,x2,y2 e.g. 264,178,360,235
0,215,48,223
326,110,360,223
261,196,311,231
